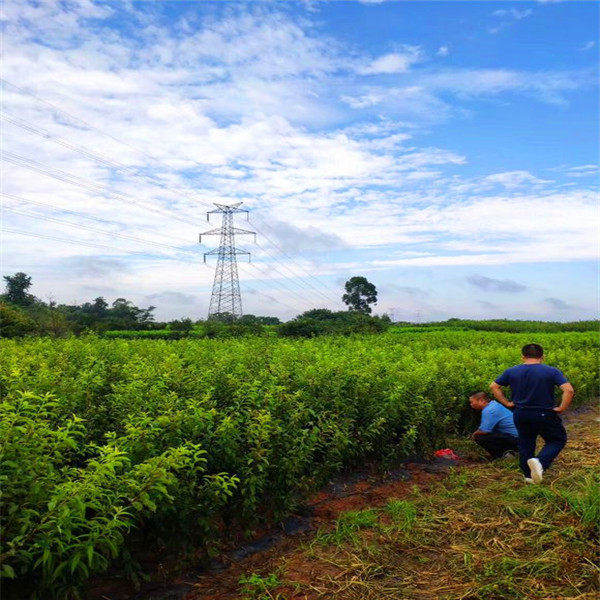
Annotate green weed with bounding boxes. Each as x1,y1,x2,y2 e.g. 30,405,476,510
238,572,281,599
314,509,379,546
384,499,417,531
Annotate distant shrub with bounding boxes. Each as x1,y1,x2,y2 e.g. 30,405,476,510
167,318,194,331
0,302,37,338
278,310,390,337
397,319,599,334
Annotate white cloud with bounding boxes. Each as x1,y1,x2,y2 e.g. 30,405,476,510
1,0,596,319
482,171,550,189
492,8,532,20
580,41,595,51
489,7,532,34
436,46,449,57
419,69,589,104
557,164,599,178
356,47,423,75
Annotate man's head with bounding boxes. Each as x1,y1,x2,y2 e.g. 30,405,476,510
469,392,490,411
521,343,544,362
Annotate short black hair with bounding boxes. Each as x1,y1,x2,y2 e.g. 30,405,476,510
469,391,489,402
522,343,543,359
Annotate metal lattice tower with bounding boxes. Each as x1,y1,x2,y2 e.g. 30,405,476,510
200,202,255,321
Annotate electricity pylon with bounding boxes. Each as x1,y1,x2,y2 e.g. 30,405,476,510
199,202,255,322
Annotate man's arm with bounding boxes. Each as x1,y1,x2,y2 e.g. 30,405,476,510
472,404,496,438
490,381,514,408
553,382,574,413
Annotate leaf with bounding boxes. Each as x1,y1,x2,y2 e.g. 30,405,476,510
1,564,16,579
70,552,81,574
87,545,95,567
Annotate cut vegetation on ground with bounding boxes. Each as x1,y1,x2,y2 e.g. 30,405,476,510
189,408,599,600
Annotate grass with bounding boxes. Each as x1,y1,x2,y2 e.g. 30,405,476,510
312,509,380,546
384,499,417,532
215,408,600,600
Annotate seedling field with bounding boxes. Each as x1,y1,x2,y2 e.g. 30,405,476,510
0,330,597,598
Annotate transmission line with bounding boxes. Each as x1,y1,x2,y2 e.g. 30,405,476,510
2,228,180,258
243,261,320,312
252,238,340,305
2,78,344,305
3,151,202,228
239,277,308,316
2,111,216,214
4,154,338,307
3,153,323,307
2,193,189,245
3,109,338,302
1,78,167,166
246,251,335,308
3,206,196,255
250,215,342,301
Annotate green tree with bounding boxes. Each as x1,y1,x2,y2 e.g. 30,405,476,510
342,276,378,314
91,296,109,317
3,272,34,306
0,302,36,337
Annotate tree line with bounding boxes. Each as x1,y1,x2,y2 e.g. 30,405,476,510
1,273,385,338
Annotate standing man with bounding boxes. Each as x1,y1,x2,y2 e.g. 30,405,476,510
469,392,519,459
490,343,574,484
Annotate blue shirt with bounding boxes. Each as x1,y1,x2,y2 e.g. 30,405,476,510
479,400,518,436
495,364,568,409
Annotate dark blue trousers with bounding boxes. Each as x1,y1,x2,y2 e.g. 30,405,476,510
474,432,519,459
513,408,567,477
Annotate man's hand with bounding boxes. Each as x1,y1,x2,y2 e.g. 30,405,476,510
489,381,513,408
554,382,575,414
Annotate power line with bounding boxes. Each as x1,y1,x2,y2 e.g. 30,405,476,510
2,193,189,245
1,94,323,319
2,228,168,257
4,154,338,306
239,277,306,317
3,152,329,307
253,238,340,305
2,111,337,303
2,112,138,173
247,249,335,308
2,110,216,212
4,226,302,317
1,78,168,167
3,151,202,228
243,262,320,311
2,108,338,302
2,78,345,304
250,215,343,301
3,205,197,255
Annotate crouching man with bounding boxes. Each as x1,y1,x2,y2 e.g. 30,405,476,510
469,392,519,459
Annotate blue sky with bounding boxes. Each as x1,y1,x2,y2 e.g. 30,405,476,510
1,0,598,321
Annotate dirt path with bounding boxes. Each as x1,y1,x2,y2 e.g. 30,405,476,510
184,407,599,600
